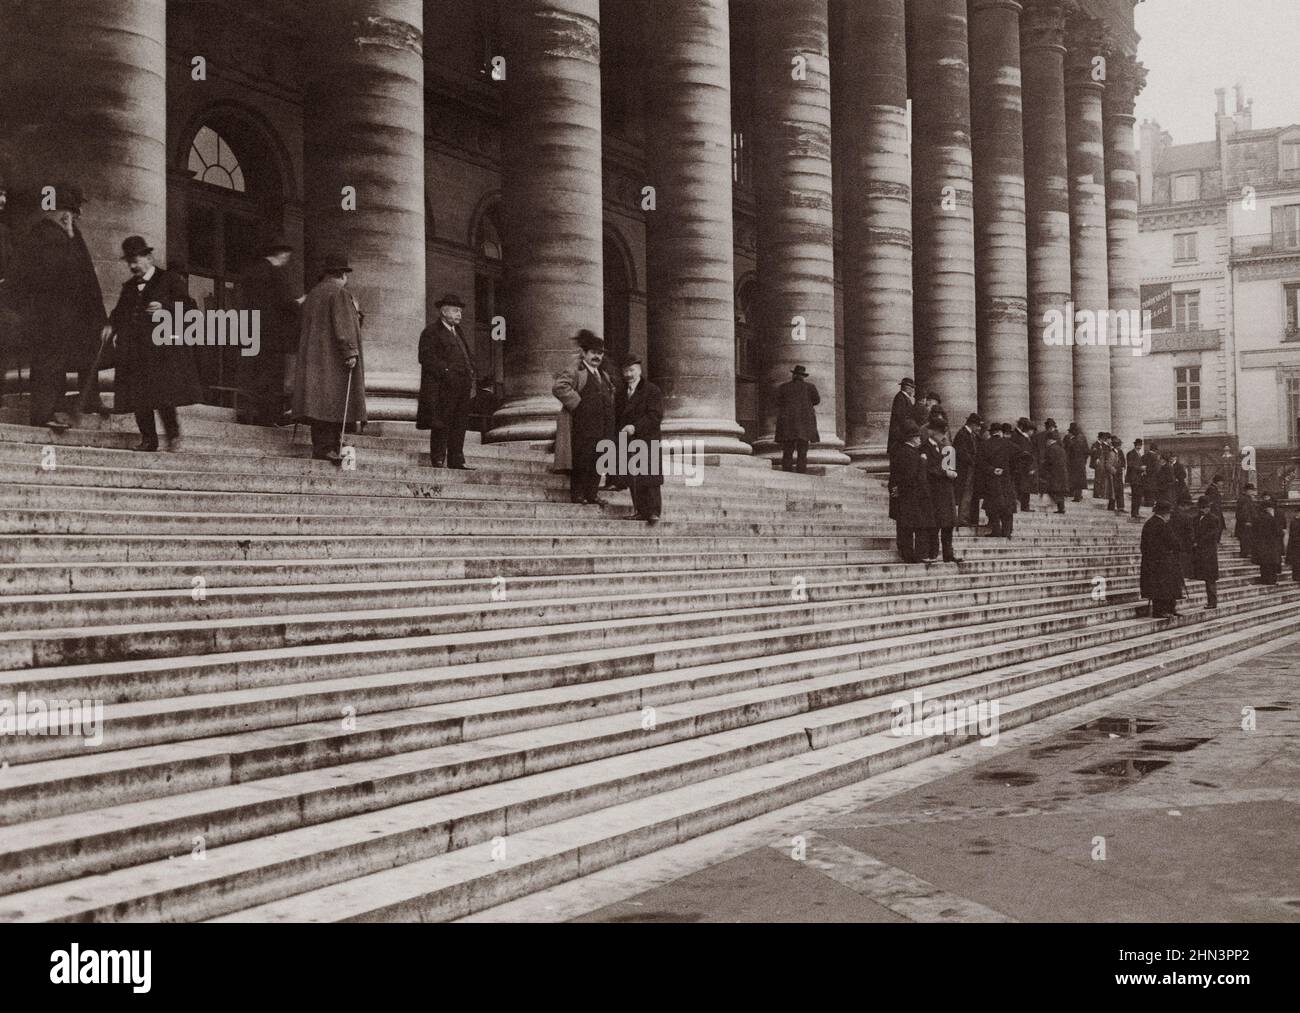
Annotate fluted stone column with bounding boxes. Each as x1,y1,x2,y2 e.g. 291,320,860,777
1064,13,1112,440
489,0,603,444
970,0,1030,423
1020,0,1074,425
304,0,426,409
753,0,847,464
1104,52,1148,443
641,0,748,455
909,0,978,414
833,0,912,468
0,0,167,297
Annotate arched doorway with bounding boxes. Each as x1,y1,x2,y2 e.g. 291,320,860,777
603,230,632,367
178,110,288,406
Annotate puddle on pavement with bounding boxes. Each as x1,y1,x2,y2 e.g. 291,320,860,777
972,769,1039,787
1139,738,1212,752
1071,717,1163,735
1252,705,1290,712
1073,759,1171,778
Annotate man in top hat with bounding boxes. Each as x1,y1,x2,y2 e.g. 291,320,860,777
291,251,366,464
1252,494,1285,586
775,364,820,473
1126,438,1146,519
106,235,204,451
9,181,109,430
553,329,616,504
237,235,300,427
1141,500,1183,618
615,354,664,525
417,293,477,470
1064,422,1089,502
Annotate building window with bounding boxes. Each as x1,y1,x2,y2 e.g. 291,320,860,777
1172,173,1199,202
1271,204,1300,248
1173,232,1197,262
1284,141,1300,172
1285,283,1300,338
1172,290,1200,331
1175,366,1201,423
188,126,245,193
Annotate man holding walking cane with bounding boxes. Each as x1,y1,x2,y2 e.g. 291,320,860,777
292,251,366,465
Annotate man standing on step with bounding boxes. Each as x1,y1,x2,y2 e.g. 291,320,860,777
1011,418,1036,513
292,252,366,465
1192,495,1223,609
1109,434,1126,512
774,364,820,474
889,419,934,563
1032,419,1056,510
417,293,476,470
1126,439,1146,519
1286,509,1300,583
237,236,299,428
107,236,204,452
1064,422,1088,502
1042,429,1068,515
921,417,961,563
887,377,917,489
1252,495,1284,586
616,355,663,525
1090,432,1110,501
954,412,981,527
1235,483,1256,559
1141,441,1160,508
979,424,1016,538
553,329,615,505
1141,500,1182,618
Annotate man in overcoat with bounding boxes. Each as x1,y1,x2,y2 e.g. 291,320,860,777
953,412,981,526
1140,501,1183,618
1192,495,1224,608
553,329,615,504
1064,422,1089,501
1235,483,1256,559
1042,429,1069,514
887,377,917,486
1011,418,1036,512
237,236,299,427
980,424,1017,538
1252,495,1285,586
107,236,204,451
775,364,820,473
889,420,934,563
291,251,366,464
615,355,663,525
921,418,961,562
417,293,477,469
1126,438,1146,518
1090,432,1111,500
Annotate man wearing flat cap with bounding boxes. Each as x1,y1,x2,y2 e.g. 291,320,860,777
237,235,300,427
417,293,477,469
292,251,366,464
553,329,615,504
615,355,663,524
775,364,820,473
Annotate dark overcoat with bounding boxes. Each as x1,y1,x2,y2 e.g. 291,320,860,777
553,358,615,473
1140,514,1183,602
416,320,476,431
108,268,204,414
1126,449,1145,490
889,441,935,529
1009,431,1035,497
1140,450,1160,500
775,377,820,444
921,435,957,528
1252,509,1285,569
1234,495,1255,539
12,218,106,376
888,390,915,451
1170,506,1195,588
238,258,299,358
291,278,367,425
1287,516,1300,572
978,436,1016,513
954,425,977,488
1064,433,1089,490
1031,429,1051,492
1192,510,1223,582
616,378,664,487
1042,441,1069,496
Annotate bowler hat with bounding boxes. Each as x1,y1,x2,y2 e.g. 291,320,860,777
1154,499,1173,512
260,235,294,256
322,252,353,273
791,365,809,377
900,377,915,389
120,235,154,260
966,413,982,426
1197,495,1210,508
436,293,466,309
900,419,920,439
51,181,86,214
574,329,605,352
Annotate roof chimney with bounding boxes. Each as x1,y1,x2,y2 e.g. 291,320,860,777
1235,82,1245,113
1216,87,1226,116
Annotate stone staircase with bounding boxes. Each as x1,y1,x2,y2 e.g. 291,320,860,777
0,403,1295,923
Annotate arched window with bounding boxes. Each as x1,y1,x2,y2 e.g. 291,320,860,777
188,126,246,192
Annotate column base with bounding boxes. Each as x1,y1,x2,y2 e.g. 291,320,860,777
660,417,752,457
843,442,890,473
753,434,852,467
486,397,560,444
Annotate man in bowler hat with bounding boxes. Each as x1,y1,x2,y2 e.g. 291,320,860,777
417,293,477,469
553,329,615,504
775,364,820,473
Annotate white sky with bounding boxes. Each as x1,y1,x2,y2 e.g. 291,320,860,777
1134,0,1300,143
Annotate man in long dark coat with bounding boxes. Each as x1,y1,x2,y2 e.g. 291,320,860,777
1109,434,1126,511
1126,438,1147,518
417,293,477,469
1090,432,1111,500
1286,510,1300,584
920,418,961,562
1042,430,1069,514
1064,423,1089,501
1235,483,1256,559
887,377,917,485
108,236,204,452
953,412,980,526
1011,419,1036,512
889,420,934,563
291,251,366,464
237,236,299,427
1140,501,1183,618
553,329,615,505
1252,495,1284,586
1141,442,1160,507
1192,495,1224,608
774,364,820,473
979,424,1016,538
615,355,663,525
1032,419,1057,509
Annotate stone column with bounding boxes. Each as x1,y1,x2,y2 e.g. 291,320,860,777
753,0,847,464
489,0,603,444
1020,0,1074,425
641,0,749,455
833,0,912,468
970,0,1030,423
909,0,978,414
0,0,167,298
1065,13,1112,441
303,0,426,411
1104,52,1148,443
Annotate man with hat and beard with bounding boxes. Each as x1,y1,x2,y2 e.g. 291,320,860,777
417,293,477,470
107,235,204,451
775,364,820,473
615,354,663,525
553,329,616,504
237,235,300,427
292,251,366,464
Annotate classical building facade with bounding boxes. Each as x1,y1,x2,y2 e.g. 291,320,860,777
0,0,1144,465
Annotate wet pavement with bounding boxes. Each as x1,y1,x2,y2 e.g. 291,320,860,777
565,638,1300,923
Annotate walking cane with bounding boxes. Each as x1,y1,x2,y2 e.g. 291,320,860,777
76,332,113,418
338,363,354,462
